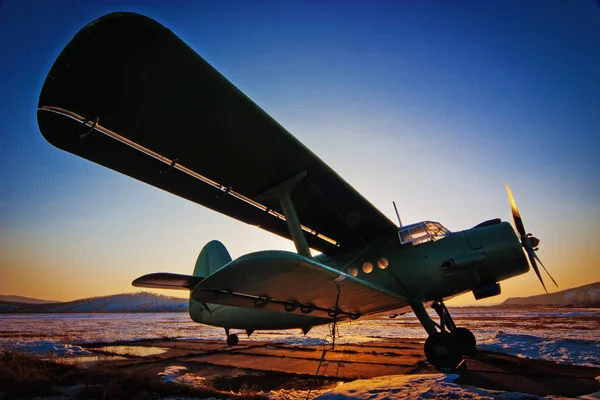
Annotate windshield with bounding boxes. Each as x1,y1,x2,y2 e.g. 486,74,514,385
398,221,450,246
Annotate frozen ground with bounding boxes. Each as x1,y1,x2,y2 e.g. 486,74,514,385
479,331,600,367
1,307,598,367
157,367,600,400
276,374,565,399
311,374,600,399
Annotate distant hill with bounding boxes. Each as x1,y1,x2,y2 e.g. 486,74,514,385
0,295,58,304
0,292,188,313
501,282,600,307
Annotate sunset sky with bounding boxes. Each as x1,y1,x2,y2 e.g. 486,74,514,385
1,0,599,306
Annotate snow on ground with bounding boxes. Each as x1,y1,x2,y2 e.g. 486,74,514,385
310,374,549,399
6,340,91,356
158,365,207,386
479,331,600,367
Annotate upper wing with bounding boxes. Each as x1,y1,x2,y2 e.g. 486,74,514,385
191,251,409,320
37,12,397,254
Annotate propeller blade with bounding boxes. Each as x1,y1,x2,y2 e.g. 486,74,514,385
526,248,548,294
531,251,558,288
505,183,555,293
506,182,526,238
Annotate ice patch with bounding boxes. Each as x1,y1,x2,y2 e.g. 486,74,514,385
95,345,168,357
6,340,91,356
311,373,549,399
159,365,206,386
276,336,329,346
159,366,188,383
479,331,600,367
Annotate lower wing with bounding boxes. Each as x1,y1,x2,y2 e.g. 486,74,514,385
190,251,409,321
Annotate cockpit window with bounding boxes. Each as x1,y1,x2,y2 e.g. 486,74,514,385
398,221,450,246
400,230,411,243
410,225,427,238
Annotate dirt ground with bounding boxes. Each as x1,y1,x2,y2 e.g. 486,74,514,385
82,338,600,398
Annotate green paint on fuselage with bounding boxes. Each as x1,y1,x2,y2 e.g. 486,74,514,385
314,221,527,303
189,221,528,332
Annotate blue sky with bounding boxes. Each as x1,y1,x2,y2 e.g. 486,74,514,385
1,0,599,303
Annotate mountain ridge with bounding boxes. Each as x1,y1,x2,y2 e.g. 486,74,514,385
0,295,59,304
500,281,600,307
0,292,188,313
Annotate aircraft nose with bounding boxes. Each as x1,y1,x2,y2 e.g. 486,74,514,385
474,221,529,283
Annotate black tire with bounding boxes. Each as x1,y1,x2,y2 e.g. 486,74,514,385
226,333,239,346
452,327,477,356
424,332,463,369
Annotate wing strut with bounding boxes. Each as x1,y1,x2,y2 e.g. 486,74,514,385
255,171,311,257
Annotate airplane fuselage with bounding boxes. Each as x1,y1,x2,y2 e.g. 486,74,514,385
191,220,528,331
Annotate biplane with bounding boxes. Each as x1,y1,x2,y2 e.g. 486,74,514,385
37,12,557,369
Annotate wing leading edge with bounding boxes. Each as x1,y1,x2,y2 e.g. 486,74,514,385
37,12,397,254
191,250,409,320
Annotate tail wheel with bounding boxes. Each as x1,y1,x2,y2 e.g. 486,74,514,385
452,327,476,356
226,333,239,346
424,332,463,369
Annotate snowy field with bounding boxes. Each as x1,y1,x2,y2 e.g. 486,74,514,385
1,307,598,367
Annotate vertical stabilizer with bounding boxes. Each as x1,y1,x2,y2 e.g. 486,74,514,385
190,240,231,323
193,240,232,277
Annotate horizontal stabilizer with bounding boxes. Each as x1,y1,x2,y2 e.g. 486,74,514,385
132,273,203,290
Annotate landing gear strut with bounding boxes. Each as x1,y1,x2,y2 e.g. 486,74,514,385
225,328,239,346
411,301,477,369
431,301,476,356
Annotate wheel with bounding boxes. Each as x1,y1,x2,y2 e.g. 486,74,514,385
226,333,239,346
452,327,476,356
424,332,463,369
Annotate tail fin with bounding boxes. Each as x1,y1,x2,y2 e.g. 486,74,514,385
189,240,231,323
193,240,232,277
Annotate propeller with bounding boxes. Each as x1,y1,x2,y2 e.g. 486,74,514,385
505,182,558,293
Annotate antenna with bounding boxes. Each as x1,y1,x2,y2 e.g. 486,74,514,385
392,201,403,228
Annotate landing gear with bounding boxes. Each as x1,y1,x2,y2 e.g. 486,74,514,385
227,334,239,346
411,301,477,369
431,301,477,356
452,327,476,356
424,332,462,369
225,328,239,346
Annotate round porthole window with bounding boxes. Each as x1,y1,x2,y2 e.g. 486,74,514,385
377,257,389,269
348,266,359,277
362,262,373,274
